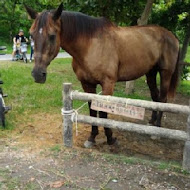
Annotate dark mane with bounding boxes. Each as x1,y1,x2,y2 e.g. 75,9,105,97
35,10,115,41
61,11,115,42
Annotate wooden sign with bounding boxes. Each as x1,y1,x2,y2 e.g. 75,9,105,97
91,99,145,120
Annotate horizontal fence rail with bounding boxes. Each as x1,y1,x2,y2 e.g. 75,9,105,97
62,83,190,172
73,114,188,141
71,91,190,115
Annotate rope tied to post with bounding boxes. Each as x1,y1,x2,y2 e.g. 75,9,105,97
61,100,88,136
62,89,102,137
61,108,79,136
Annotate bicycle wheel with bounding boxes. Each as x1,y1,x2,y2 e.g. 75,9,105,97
0,97,5,127
23,53,27,63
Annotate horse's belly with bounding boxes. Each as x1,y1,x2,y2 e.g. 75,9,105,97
117,59,155,81
118,69,145,81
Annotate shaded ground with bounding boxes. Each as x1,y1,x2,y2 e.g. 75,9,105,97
0,92,189,189
0,140,190,190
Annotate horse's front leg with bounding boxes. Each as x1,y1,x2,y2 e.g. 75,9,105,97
81,82,98,147
100,79,117,145
88,101,98,142
99,111,117,145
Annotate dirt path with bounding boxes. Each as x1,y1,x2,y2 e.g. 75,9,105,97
0,92,190,189
0,139,190,190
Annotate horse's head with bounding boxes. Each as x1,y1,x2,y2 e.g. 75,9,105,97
25,3,63,83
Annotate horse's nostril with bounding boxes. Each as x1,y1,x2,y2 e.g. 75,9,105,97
42,72,47,77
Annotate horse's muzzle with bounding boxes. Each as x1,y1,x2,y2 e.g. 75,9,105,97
32,68,47,83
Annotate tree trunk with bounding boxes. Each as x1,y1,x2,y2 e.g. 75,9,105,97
126,0,154,94
180,23,190,62
137,0,154,26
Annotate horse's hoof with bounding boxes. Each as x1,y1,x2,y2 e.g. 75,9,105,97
148,121,161,127
148,120,155,126
155,123,161,127
84,140,96,148
107,137,118,145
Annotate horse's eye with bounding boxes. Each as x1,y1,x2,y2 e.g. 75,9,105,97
49,34,56,41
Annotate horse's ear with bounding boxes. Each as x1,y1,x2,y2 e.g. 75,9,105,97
25,4,38,19
53,3,63,21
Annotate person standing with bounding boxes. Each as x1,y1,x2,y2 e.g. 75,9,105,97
12,29,28,61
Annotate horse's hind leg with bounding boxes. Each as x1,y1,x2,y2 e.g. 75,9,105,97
100,79,117,145
156,70,172,126
81,83,98,146
146,69,159,125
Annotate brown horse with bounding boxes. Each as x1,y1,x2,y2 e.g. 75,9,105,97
25,3,180,147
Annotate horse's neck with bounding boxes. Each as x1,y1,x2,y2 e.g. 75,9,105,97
60,38,88,62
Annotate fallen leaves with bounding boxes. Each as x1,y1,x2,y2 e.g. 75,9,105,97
50,180,65,188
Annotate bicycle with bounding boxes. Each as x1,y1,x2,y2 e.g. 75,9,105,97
15,42,28,63
0,46,11,127
20,42,28,63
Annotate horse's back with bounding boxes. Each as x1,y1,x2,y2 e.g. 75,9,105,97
73,25,179,84
114,25,179,81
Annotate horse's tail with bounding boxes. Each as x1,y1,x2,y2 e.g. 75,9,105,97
168,48,180,98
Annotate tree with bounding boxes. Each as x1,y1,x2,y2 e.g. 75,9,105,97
137,0,154,25
66,0,146,25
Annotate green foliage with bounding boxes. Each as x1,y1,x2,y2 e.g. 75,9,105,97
0,0,31,41
0,0,189,44
66,0,146,25
181,66,189,81
181,46,190,81
0,0,148,42
178,79,190,95
0,0,63,41
185,46,190,63
151,1,190,42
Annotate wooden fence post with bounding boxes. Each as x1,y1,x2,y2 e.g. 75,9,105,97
62,83,73,147
183,101,190,171
125,81,134,94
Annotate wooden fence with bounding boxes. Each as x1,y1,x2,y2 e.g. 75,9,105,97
62,83,190,171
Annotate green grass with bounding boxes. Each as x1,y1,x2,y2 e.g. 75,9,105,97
178,79,190,95
50,144,61,153
101,152,190,175
0,58,86,128
0,58,189,130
